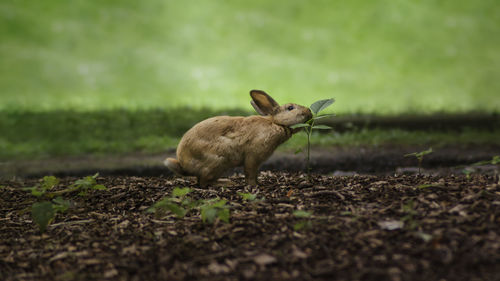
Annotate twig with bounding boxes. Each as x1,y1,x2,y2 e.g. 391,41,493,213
49,219,94,228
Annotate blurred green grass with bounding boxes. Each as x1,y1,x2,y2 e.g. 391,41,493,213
1,1,499,161
1,0,499,113
1,109,498,160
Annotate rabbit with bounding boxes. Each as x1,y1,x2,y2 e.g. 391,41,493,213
164,90,312,187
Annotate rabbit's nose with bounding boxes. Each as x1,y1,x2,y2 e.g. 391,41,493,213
305,109,313,119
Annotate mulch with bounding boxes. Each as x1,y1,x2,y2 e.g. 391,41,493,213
1,172,499,281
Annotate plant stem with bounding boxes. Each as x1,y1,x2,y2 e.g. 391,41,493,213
307,128,311,175
418,158,422,175
45,186,79,197
306,117,316,176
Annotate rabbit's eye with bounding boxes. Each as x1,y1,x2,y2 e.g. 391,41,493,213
287,105,294,111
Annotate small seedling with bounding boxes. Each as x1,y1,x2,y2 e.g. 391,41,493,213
147,187,194,218
291,98,335,174
200,199,230,224
293,210,313,231
31,201,55,233
463,155,500,182
148,189,231,224
401,200,419,230
72,173,107,196
471,155,500,166
238,192,257,201
23,176,59,197
25,173,106,198
24,174,106,233
404,148,433,175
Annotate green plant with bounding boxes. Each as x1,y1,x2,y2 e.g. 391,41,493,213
200,199,230,224
238,192,257,201
401,200,419,230
24,173,106,198
24,174,105,233
404,148,433,175
31,201,55,233
238,192,264,202
30,196,71,233
147,187,195,218
291,98,335,174
72,173,107,196
471,155,500,166
462,155,500,182
148,188,231,224
23,176,59,197
293,210,313,231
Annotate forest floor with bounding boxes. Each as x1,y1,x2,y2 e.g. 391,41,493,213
1,143,500,281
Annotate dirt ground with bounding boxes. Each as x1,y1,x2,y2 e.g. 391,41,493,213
1,168,499,280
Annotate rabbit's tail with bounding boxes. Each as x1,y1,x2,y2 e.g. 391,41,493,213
164,158,189,176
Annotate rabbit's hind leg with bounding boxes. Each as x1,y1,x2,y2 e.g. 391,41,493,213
197,172,220,188
197,165,226,187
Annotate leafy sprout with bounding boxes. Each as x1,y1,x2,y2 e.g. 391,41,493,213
72,173,107,196
291,98,335,174
200,199,230,224
23,176,59,197
147,187,194,218
404,148,433,175
238,192,258,201
24,174,106,233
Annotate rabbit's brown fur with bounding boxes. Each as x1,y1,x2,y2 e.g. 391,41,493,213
165,90,312,187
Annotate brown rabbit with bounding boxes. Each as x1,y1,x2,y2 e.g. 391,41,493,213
165,90,312,187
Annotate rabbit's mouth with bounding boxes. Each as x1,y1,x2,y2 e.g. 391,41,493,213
304,109,313,122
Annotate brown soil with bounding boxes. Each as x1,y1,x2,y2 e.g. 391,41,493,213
1,171,499,281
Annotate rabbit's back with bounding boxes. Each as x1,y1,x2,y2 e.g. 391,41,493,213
177,115,290,177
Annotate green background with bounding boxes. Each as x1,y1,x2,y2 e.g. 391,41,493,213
1,0,499,113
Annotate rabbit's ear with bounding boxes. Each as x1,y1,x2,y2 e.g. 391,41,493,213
250,90,279,116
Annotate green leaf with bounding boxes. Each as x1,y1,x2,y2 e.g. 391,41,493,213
310,98,335,114
290,123,310,129
52,196,71,212
311,125,332,130
41,176,59,191
32,201,55,233
201,206,218,224
92,184,107,190
312,114,335,120
218,208,230,223
165,203,187,218
418,148,433,156
405,148,433,158
491,155,500,165
293,220,312,231
73,178,93,189
23,186,44,197
212,199,227,208
172,187,192,197
72,174,105,194
293,210,312,218
148,197,171,212
238,192,257,201
200,200,230,224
